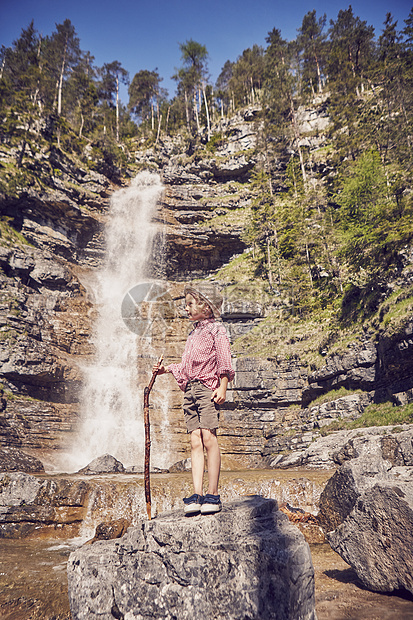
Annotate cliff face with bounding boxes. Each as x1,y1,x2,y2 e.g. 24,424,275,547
0,105,412,471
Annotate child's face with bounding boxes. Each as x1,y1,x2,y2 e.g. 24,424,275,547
185,294,210,321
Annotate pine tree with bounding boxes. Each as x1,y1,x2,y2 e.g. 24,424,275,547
128,69,165,133
215,60,234,116
173,39,210,137
99,61,129,142
229,45,264,107
297,10,327,97
327,7,375,160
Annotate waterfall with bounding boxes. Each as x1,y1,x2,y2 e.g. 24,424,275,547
67,171,168,472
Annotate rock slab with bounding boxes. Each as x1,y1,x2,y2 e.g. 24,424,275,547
328,481,413,594
318,429,413,594
67,495,317,620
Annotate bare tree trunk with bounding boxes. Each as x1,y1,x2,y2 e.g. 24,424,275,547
116,74,120,142
211,88,215,124
290,98,307,188
314,51,323,94
184,90,190,130
57,35,68,116
33,36,43,109
166,106,171,134
193,91,200,132
305,241,313,288
155,113,162,146
79,109,84,138
310,78,316,100
274,226,282,284
203,86,211,141
266,236,273,289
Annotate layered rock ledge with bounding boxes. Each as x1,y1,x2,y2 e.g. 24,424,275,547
67,495,317,620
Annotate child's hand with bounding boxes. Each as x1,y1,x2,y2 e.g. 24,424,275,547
212,385,226,404
153,363,167,375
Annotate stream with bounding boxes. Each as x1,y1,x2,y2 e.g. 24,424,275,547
1,469,413,619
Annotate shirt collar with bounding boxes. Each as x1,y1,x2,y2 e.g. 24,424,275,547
192,317,215,330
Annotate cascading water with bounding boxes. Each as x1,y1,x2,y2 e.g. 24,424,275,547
67,171,168,472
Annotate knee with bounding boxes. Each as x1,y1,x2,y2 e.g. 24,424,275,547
190,429,203,450
201,429,217,450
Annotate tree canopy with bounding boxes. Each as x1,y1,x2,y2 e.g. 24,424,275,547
1,7,413,320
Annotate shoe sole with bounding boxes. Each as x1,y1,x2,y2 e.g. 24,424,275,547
184,505,202,515
201,505,222,514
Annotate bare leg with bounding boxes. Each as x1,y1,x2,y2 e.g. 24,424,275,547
190,429,205,495
201,428,221,495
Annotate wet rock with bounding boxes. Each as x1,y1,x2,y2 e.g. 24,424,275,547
67,495,317,620
168,457,192,473
0,447,45,472
77,454,125,475
0,468,328,541
90,518,130,542
0,473,89,538
0,472,42,506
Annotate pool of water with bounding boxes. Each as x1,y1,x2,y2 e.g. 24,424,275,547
0,537,75,619
2,469,413,619
1,538,413,620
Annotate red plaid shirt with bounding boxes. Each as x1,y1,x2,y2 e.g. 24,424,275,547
167,318,235,391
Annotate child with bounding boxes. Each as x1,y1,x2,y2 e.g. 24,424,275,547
154,283,234,515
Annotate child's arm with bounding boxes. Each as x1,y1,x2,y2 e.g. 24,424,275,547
212,374,229,404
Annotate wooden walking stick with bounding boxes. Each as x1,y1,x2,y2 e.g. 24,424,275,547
143,353,163,520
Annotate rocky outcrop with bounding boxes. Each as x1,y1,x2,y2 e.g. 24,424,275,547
67,495,317,620
0,464,328,540
317,429,413,594
269,424,413,470
0,471,88,538
0,447,44,472
0,108,413,473
77,454,125,475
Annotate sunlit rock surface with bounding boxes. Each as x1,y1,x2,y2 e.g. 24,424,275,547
67,496,317,620
0,114,413,474
318,429,413,594
0,468,331,541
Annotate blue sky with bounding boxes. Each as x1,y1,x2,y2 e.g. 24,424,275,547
2,0,412,103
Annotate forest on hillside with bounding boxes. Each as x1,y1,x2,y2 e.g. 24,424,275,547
1,6,413,331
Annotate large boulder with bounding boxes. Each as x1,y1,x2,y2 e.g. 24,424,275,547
67,495,317,620
328,480,413,594
77,454,125,475
318,429,413,594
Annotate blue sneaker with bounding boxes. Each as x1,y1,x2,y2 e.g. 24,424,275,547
201,494,222,514
183,493,203,515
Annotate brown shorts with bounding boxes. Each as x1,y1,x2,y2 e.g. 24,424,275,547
183,380,220,433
